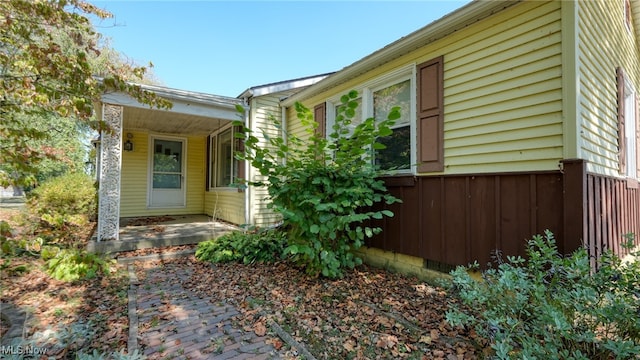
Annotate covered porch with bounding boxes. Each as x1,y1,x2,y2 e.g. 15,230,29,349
95,84,246,243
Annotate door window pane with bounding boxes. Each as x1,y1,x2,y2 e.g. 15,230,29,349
153,174,181,189
153,139,183,189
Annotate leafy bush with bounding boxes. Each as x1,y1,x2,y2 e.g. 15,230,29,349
46,248,112,281
196,229,287,264
446,231,640,360
236,91,400,278
27,172,97,230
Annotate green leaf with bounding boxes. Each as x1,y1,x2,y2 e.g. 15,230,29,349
310,224,320,234
387,107,401,121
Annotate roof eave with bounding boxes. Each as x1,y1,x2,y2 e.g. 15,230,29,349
282,0,520,107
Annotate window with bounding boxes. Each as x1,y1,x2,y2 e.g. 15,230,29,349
319,56,444,174
208,126,243,189
325,69,415,173
617,67,639,180
373,79,411,171
624,80,637,178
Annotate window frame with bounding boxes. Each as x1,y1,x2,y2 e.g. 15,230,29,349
623,76,638,179
208,124,240,190
325,64,417,175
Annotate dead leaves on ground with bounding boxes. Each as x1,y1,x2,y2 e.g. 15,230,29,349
176,257,480,359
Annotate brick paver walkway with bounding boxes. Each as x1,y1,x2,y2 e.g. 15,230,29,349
129,259,280,360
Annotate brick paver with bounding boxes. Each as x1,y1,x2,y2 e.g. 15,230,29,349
129,260,281,359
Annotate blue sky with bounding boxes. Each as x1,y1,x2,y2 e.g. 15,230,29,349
92,1,470,97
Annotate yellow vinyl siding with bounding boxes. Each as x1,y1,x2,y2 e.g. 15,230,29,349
249,93,290,227
578,0,640,176
120,132,205,217
120,130,148,216
288,1,564,174
204,190,245,225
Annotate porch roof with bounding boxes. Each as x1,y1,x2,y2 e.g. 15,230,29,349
100,83,245,136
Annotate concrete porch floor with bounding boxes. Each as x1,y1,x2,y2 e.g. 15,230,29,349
87,215,239,254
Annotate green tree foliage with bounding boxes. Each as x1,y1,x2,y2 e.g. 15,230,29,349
446,231,640,359
0,0,171,186
236,90,401,278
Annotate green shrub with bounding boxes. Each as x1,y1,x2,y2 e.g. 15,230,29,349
446,230,640,360
236,91,400,278
195,229,287,264
46,248,112,281
27,172,96,230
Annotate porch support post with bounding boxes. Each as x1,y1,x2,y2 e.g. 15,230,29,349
97,103,123,241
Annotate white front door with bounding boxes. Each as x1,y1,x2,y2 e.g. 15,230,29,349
149,137,186,208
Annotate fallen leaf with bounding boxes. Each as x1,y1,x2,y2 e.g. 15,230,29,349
253,321,267,337
419,335,432,344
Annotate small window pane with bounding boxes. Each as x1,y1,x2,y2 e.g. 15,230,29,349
375,125,411,171
374,79,411,170
374,79,411,125
334,98,363,137
153,174,181,189
153,140,182,172
216,129,233,187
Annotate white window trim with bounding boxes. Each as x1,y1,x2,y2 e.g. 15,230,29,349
623,77,637,178
209,124,239,191
325,64,417,175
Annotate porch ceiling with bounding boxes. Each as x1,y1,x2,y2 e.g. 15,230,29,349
123,106,232,136
100,84,245,136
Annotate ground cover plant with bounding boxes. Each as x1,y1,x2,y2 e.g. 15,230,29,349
0,175,130,358
446,230,640,360
236,91,401,278
196,228,287,264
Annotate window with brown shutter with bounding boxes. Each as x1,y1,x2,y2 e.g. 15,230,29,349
416,56,444,173
314,102,326,137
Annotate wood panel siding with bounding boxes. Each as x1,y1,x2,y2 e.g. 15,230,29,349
578,0,640,176
369,171,565,268
368,160,640,270
288,1,564,175
585,173,640,268
120,133,205,217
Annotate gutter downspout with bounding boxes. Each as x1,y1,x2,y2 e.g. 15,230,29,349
281,102,287,166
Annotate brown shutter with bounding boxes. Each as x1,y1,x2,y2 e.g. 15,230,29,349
617,67,627,174
205,135,211,191
234,125,246,193
314,102,326,137
416,56,444,173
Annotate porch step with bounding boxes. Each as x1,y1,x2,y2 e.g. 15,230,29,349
116,248,196,264
88,221,237,254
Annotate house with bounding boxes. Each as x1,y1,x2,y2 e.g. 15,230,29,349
280,0,640,271
96,0,640,273
95,75,328,242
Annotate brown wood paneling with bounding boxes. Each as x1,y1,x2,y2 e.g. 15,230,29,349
584,172,640,267
419,177,443,261
369,166,639,270
468,176,497,267
443,177,467,265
